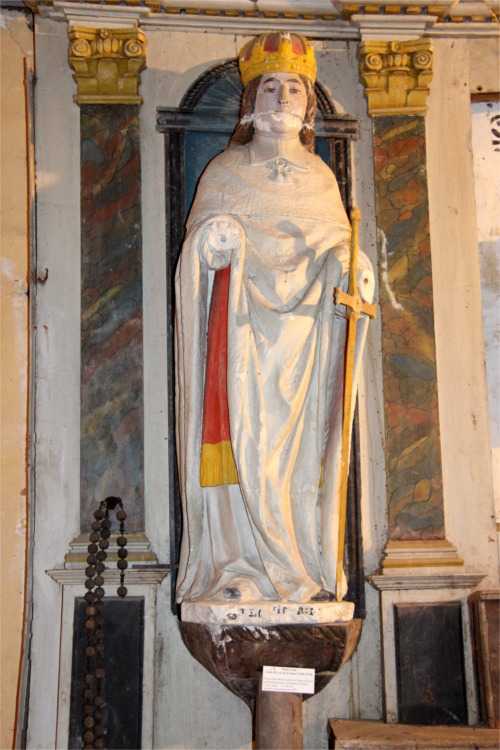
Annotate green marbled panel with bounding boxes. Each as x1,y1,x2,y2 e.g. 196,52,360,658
373,115,444,540
80,105,144,532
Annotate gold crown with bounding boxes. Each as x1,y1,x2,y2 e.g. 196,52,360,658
238,32,317,88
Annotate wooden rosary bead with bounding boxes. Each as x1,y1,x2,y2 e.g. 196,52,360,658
117,548,128,559
116,535,127,547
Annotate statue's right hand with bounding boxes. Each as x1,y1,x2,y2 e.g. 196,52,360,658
203,219,242,252
199,218,243,269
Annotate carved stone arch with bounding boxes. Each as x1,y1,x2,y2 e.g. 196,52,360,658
157,62,364,617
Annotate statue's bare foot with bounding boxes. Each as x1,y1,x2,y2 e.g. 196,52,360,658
223,586,241,600
311,588,335,602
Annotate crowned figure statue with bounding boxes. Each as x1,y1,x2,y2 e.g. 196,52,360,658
175,32,374,611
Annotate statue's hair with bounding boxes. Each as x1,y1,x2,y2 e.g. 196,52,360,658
230,74,317,153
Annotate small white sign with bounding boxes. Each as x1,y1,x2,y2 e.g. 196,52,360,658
262,666,315,694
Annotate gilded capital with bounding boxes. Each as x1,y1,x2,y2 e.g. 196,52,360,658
68,26,147,105
358,39,433,116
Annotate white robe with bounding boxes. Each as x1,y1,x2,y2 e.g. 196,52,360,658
175,135,374,603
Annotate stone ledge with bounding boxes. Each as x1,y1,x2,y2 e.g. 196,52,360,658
368,572,485,590
380,540,464,569
181,599,354,625
328,719,500,748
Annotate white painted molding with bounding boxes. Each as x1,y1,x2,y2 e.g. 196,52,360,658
352,14,438,40
64,532,159,565
47,567,169,586
158,0,337,11
368,572,486,590
30,0,499,38
429,21,500,35
40,2,152,23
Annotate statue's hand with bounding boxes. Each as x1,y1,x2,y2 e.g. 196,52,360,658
200,219,243,269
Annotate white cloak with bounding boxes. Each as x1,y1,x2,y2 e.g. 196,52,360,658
175,135,374,603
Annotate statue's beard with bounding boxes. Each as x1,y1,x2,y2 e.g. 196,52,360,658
240,111,305,135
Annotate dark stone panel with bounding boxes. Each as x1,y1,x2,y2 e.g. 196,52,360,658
80,104,144,532
373,114,444,541
395,602,467,725
69,597,144,749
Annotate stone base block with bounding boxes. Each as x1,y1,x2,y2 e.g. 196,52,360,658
181,599,354,626
328,719,500,749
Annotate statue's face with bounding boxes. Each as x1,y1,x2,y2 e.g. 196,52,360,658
254,72,308,138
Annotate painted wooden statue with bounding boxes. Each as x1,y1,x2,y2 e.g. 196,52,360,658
175,32,374,607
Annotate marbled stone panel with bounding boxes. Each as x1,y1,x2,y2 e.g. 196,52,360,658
373,115,444,540
80,104,144,531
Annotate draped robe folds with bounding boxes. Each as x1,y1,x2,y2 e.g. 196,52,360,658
175,136,374,604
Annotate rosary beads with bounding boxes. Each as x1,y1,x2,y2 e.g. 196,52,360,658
82,498,128,750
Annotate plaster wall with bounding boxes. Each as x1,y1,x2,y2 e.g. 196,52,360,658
26,18,500,750
0,10,33,749
470,100,500,530
427,38,500,584
27,16,81,749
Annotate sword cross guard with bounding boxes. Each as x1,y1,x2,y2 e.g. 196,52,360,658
334,207,377,322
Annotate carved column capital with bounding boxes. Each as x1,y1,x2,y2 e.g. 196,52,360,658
68,26,147,105
358,39,433,115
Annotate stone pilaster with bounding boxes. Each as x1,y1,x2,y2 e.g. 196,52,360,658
68,26,147,532
359,40,455,561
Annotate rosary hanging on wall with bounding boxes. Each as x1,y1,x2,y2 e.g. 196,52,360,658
82,497,128,750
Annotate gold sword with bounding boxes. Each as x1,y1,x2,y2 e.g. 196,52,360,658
334,207,376,601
